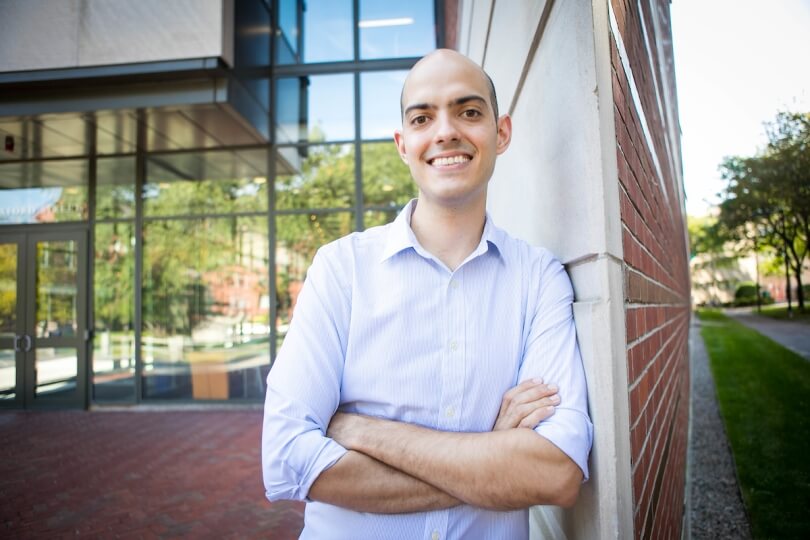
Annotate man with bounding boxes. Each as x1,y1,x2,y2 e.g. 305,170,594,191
262,49,592,539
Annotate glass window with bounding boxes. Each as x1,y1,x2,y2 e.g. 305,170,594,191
304,0,353,64
275,74,355,143
96,111,137,155
0,241,17,402
275,212,354,349
96,156,136,220
276,144,355,210
144,149,268,217
93,222,136,402
142,216,270,401
276,0,298,64
364,209,400,229
35,240,78,339
361,70,408,139
0,160,88,224
362,142,415,208
359,0,435,60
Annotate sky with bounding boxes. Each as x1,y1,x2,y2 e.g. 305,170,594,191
669,0,810,217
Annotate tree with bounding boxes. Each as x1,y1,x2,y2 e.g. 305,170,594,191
717,112,810,311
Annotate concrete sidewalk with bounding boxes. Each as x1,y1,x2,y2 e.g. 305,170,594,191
0,410,304,538
724,308,810,360
688,317,751,539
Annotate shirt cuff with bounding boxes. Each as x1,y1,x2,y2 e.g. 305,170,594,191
266,430,348,502
534,408,593,481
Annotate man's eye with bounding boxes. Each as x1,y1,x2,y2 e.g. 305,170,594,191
462,109,482,118
411,115,428,125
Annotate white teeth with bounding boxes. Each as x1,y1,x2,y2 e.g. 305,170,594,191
431,155,471,166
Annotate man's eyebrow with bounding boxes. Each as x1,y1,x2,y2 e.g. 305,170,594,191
403,95,489,117
452,95,487,107
403,102,433,116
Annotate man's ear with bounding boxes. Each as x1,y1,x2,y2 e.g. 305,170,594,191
495,114,512,155
394,130,409,164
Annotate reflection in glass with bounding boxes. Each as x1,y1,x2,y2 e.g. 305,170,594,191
142,216,270,400
276,212,353,348
96,156,136,220
359,0,436,60
0,242,17,338
361,71,408,139
0,160,88,224
364,209,400,229
36,240,78,339
276,145,355,210
303,0,353,63
96,110,137,155
362,142,415,207
34,347,77,397
144,149,268,217
93,222,135,402
0,350,14,401
275,74,355,143
276,0,298,64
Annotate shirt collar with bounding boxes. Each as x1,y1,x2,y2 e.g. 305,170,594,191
379,199,505,264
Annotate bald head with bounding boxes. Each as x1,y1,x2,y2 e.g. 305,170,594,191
400,49,499,122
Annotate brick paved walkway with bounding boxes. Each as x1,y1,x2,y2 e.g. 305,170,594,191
0,410,304,539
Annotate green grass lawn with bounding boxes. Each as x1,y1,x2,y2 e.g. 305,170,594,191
756,305,810,324
697,309,810,538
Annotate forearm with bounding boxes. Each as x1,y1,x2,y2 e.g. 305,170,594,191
337,416,582,510
308,449,461,513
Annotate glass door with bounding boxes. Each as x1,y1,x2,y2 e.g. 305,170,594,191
0,230,87,409
0,235,24,407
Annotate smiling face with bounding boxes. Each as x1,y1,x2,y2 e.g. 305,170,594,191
394,50,511,210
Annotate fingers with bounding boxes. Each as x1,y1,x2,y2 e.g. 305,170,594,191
493,379,560,430
518,404,557,428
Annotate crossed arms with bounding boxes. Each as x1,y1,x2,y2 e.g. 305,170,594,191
261,245,592,513
309,379,583,513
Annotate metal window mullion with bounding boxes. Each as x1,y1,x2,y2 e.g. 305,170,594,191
353,0,364,231
133,110,146,403
86,115,97,407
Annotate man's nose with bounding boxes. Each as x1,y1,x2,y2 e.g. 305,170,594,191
433,113,461,143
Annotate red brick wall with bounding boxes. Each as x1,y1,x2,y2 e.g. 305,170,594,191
610,0,690,538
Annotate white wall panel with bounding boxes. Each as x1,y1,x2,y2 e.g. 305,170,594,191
0,0,228,72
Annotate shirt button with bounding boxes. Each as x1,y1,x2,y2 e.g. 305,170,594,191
449,281,458,290
449,341,458,351
445,407,455,418
431,532,440,540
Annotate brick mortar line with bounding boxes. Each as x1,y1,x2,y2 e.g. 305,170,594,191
614,91,670,224
619,180,670,259
622,222,680,288
617,135,667,241
631,338,688,474
625,313,686,354
632,369,684,514
628,316,688,419
624,262,689,302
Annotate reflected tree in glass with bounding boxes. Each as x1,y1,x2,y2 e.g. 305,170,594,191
362,142,415,208
276,145,355,210
93,222,135,401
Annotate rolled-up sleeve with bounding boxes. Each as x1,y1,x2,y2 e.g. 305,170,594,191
262,246,351,501
519,254,593,480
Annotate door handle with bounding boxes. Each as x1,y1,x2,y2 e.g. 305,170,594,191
22,334,32,352
13,335,22,352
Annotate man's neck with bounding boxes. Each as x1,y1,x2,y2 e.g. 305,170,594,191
410,196,487,272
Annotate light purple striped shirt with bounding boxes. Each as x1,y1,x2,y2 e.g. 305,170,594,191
262,200,593,540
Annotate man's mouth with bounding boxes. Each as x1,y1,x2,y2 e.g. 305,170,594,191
428,154,472,167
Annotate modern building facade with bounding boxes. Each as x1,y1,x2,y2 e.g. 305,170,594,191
0,0,689,538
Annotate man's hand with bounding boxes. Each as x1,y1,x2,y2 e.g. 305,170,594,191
492,379,559,431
